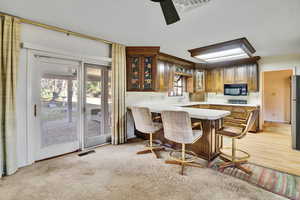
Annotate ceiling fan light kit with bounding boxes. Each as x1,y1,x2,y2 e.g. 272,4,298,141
151,0,211,25
173,0,211,13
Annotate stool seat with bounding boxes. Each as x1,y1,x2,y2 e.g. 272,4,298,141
217,126,244,138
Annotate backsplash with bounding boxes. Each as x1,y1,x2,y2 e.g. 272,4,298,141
206,92,260,105
126,92,190,107
126,92,260,106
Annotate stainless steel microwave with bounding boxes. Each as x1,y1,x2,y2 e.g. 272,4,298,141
224,84,248,96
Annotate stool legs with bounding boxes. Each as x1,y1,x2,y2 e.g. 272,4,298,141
136,133,165,159
219,138,252,175
165,143,203,175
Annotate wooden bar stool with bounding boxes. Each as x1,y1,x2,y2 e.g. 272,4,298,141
216,109,259,175
161,110,204,175
131,107,165,158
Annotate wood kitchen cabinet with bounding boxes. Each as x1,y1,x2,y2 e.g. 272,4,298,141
127,48,196,93
235,65,248,83
187,104,260,132
194,69,206,92
222,64,259,92
126,47,160,91
223,67,235,84
205,68,223,93
156,60,171,92
247,64,259,92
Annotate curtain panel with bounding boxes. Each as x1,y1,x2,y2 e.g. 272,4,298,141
0,16,21,177
111,43,127,145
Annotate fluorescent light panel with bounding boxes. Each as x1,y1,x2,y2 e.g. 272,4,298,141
195,47,250,63
205,53,249,63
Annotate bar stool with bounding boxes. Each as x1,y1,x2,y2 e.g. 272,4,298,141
131,107,165,158
161,110,204,175
216,109,259,175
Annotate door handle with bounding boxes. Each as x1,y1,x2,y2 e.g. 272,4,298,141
34,104,37,117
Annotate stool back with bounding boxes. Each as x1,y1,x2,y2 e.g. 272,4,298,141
161,111,194,144
131,107,155,134
239,109,259,139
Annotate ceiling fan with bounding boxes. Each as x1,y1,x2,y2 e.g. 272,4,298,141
151,0,211,25
150,0,180,25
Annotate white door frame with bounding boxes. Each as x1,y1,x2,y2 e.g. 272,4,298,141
25,44,111,165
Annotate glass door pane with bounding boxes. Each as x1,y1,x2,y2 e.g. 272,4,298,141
41,71,78,147
35,58,80,160
84,64,111,148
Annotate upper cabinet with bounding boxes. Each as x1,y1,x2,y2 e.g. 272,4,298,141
234,65,248,83
206,68,224,93
194,69,206,92
209,64,259,93
156,60,172,92
126,47,160,91
224,65,248,84
223,67,235,84
126,48,196,93
247,64,259,92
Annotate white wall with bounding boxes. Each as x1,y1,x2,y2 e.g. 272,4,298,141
259,54,300,74
16,23,110,167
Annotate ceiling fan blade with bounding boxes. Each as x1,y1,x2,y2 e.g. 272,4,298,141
159,0,180,25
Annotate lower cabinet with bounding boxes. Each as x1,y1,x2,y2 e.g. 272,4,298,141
189,104,260,132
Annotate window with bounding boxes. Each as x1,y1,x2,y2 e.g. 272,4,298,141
169,75,186,96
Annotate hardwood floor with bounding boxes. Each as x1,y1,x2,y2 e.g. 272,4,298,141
223,122,300,176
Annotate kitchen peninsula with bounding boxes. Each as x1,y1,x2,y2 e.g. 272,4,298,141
129,103,231,161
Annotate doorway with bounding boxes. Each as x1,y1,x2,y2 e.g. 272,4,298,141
29,53,111,161
263,69,293,123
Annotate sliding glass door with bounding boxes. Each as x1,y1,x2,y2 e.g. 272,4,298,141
33,57,81,160
83,64,111,148
31,54,112,161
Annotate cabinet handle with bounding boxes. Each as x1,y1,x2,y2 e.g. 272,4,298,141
34,104,37,117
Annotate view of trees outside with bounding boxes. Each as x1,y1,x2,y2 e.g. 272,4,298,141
40,77,78,147
39,69,112,147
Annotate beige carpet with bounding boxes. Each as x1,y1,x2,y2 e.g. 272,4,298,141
0,142,287,200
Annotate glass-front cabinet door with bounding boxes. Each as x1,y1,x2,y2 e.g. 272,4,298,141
143,56,154,90
127,56,141,91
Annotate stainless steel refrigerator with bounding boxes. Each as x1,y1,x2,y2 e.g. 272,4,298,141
292,76,300,150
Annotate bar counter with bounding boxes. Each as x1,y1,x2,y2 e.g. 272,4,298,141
129,103,231,162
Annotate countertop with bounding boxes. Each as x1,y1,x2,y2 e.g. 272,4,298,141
175,102,260,107
129,103,231,120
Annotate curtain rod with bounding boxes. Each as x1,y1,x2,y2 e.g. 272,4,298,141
0,11,113,45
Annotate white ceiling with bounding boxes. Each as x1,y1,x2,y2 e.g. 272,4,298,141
1,0,300,62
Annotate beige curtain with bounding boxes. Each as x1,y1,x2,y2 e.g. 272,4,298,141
0,16,21,177
111,43,127,145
